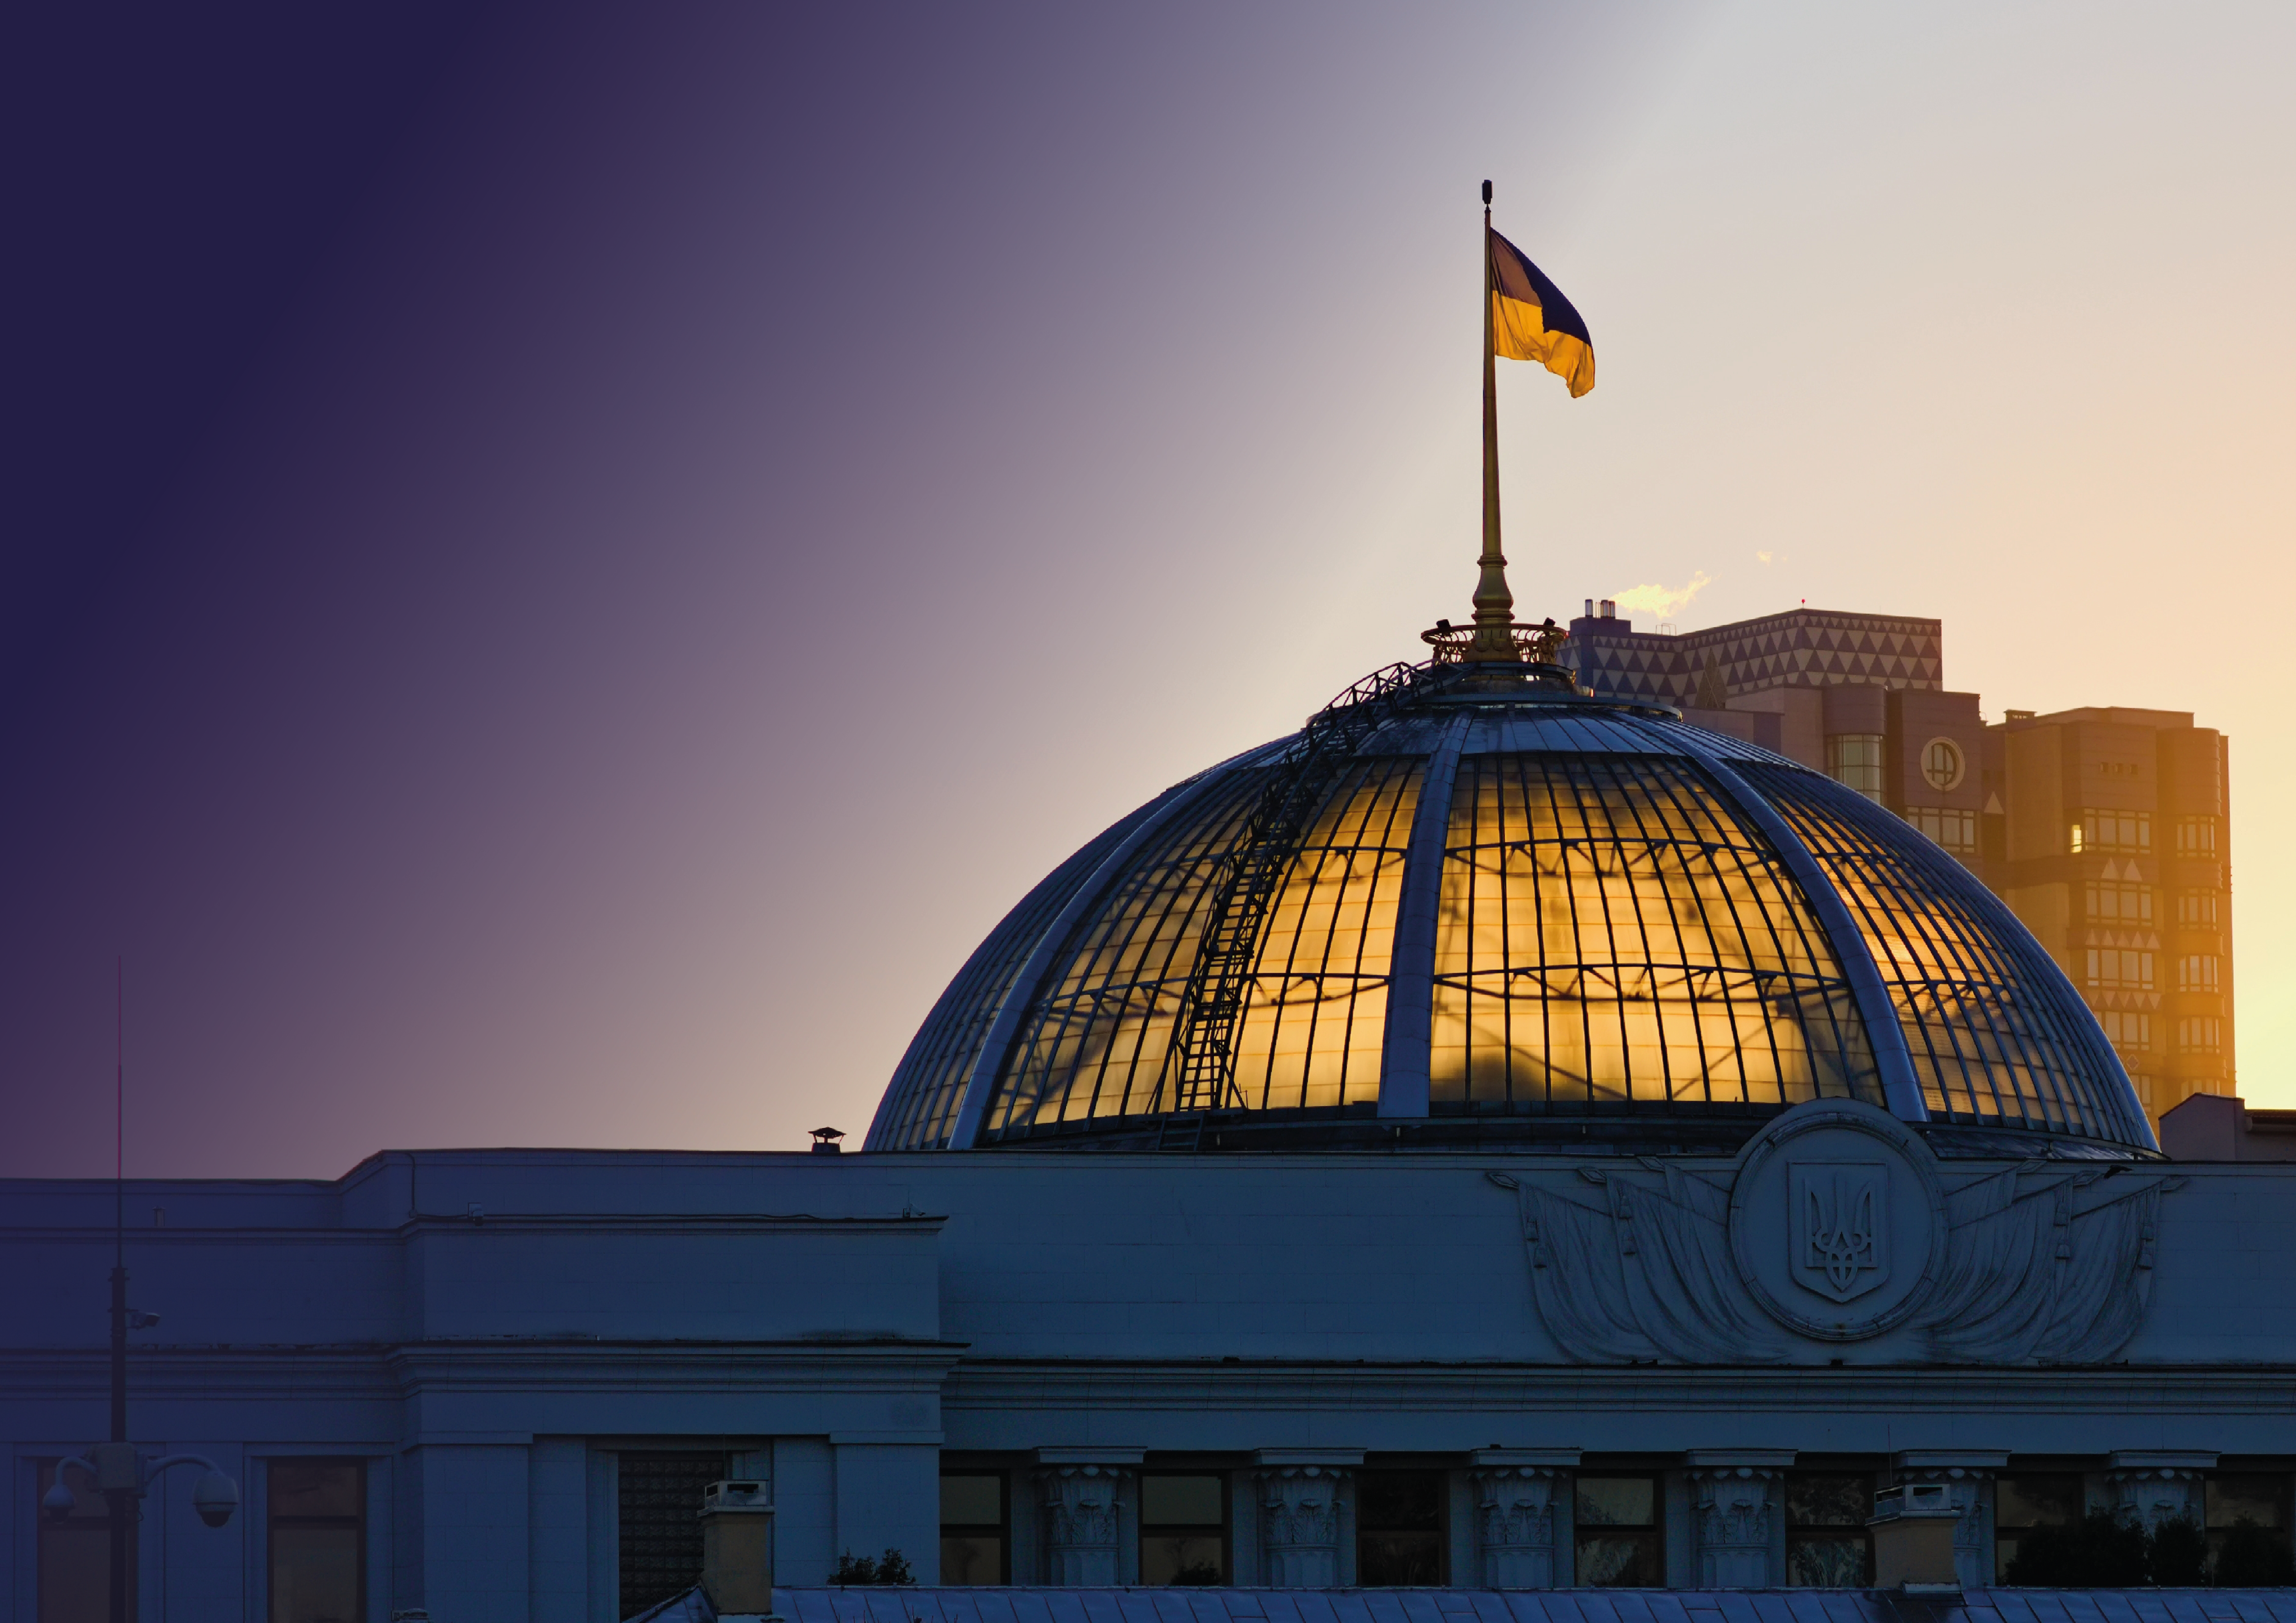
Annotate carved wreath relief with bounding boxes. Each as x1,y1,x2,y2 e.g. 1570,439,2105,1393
1487,1098,2182,1365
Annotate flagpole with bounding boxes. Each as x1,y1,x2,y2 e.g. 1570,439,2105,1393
1472,179,1514,659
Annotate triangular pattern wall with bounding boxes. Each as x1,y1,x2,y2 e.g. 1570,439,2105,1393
1561,609,1943,707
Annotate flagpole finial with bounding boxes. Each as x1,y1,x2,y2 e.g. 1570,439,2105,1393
1481,179,1492,205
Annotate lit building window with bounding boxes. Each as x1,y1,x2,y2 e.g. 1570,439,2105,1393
2178,954,2221,991
2099,1010,2151,1055
2072,809,2151,854
39,1459,132,1623
1575,1476,1661,1587
2085,882,2152,924
1787,1473,1873,1585
2176,816,2219,856
2086,948,2155,991
1919,738,1964,791
2128,1072,2155,1106
1996,1475,2082,1580
1139,1474,1224,1585
268,1459,365,1623
1355,1470,1445,1585
940,1474,1008,1585
2178,890,2220,926
1903,805,1976,854
1826,734,1885,800
2178,1017,2222,1054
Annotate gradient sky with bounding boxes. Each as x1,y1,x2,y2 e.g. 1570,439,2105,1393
5,2,2291,1179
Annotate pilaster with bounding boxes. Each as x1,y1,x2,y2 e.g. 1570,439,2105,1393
1689,1467,1782,1587
1253,1460,1351,1588
2108,1451,2216,1531
1035,1465,1128,1585
1473,1468,1561,1588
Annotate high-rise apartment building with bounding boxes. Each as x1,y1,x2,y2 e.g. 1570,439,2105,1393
1563,600,2234,1131
1988,706,2234,1125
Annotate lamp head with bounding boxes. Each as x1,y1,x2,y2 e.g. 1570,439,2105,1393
191,1470,239,1528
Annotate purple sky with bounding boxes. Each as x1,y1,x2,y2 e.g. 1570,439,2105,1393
6,3,2291,1178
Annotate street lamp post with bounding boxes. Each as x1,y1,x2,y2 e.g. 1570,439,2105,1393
109,1248,129,1623
45,968,241,1621
42,1248,241,1620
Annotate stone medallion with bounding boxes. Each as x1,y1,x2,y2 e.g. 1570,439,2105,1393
1727,1098,1947,1341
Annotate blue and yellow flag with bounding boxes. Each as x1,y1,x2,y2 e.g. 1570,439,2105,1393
1489,229,1594,397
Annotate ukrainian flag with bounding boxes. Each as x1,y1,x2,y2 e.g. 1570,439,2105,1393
1489,229,1594,397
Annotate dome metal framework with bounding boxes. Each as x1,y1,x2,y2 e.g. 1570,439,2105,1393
868,657,2154,1157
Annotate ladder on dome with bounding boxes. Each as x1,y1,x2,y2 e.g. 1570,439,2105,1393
1154,661,1443,1149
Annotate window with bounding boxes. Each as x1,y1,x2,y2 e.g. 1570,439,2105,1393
940,1474,1008,1585
1903,805,1977,854
1920,738,1965,791
2085,882,2152,924
2072,810,2150,854
984,756,1419,1131
1786,1473,1872,1586
1575,1476,1660,1586
2206,1475,2292,1571
2178,954,2220,991
2179,890,2219,927
619,1453,727,1620
1356,1470,1444,1585
1138,1474,1224,1585
2099,1011,2151,1055
2179,1017,2222,1054
38,1460,133,1623
2086,948,2155,991
1428,756,1878,1112
1996,1474,2083,1580
1827,734,1884,801
2176,816,2218,856
268,1460,364,1623
2128,1073,2155,1106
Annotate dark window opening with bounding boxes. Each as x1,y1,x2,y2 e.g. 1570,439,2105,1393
1141,1474,1226,1585
619,1452,728,1617
1996,1474,2083,1580
1786,1472,1872,1586
269,1459,365,1623
1575,1475,1660,1587
38,1459,135,1623
940,1473,1009,1585
2206,1474,2293,1576
1356,1470,1444,1586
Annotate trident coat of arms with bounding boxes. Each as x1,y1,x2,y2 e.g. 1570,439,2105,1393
1790,1162,1887,1302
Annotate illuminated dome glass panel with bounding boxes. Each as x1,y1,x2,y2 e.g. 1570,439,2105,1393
868,671,2153,1156
1428,751,1874,1109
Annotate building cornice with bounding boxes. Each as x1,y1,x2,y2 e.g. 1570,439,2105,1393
942,1358,2296,1416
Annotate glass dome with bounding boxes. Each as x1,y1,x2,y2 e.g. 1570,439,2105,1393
867,659,2153,1156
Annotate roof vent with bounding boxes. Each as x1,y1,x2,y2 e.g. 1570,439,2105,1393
809,1127,845,1155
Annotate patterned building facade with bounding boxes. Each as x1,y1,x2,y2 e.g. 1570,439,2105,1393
1561,602,2234,1132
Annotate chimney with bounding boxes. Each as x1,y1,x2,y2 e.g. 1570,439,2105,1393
1584,598,1594,618
1867,1482,1962,1592
700,1480,776,1619
1599,599,1616,619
